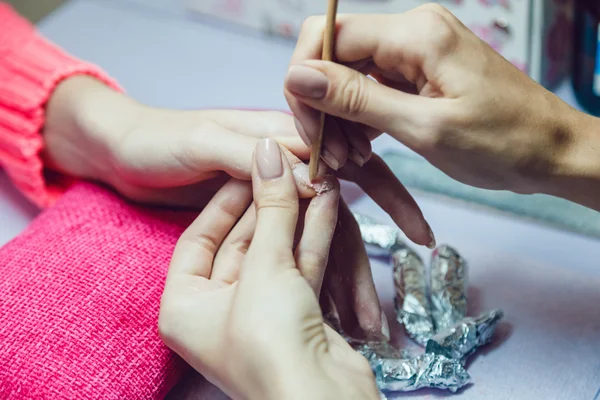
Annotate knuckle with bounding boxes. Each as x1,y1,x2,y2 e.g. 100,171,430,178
335,74,370,118
416,7,458,53
180,230,219,256
416,3,451,16
301,15,325,35
228,236,252,257
255,191,298,214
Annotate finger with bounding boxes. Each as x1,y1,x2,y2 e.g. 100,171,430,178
204,109,319,160
330,200,387,341
182,124,328,199
295,176,340,294
292,10,458,77
322,256,359,337
168,179,252,277
336,119,374,166
320,117,349,170
243,139,299,277
337,154,435,248
205,110,299,138
210,203,256,285
285,60,442,150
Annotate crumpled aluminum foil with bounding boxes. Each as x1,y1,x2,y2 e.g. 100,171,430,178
324,318,470,395
429,246,468,332
392,248,434,346
356,342,470,393
342,213,504,395
426,309,504,363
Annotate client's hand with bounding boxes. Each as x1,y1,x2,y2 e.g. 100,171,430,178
43,76,433,247
43,75,421,342
159,139,380,400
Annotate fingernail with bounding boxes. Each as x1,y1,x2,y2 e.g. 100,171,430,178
348,148,365,167
292,163,333,194
286,65,329,98
426,223,436,249
380,311,390,341
256,138,283,179
321,148,340,170
294,117,312,145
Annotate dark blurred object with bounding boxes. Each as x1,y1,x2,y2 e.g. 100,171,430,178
573,0,600,115
4,0,65,23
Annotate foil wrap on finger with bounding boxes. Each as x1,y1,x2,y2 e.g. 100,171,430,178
426,309,504,363
392,249,434,346
429,245,468,332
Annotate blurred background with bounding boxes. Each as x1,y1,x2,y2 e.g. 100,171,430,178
9,0,600,238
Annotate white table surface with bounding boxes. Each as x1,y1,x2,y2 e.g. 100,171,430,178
2,1,599,399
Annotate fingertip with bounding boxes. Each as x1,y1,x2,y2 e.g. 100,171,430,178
348,148,366,167
321,118,349,170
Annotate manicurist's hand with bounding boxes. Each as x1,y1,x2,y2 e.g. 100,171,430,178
159,139,380,400
285,5,600,210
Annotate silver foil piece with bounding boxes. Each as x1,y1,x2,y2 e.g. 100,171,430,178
343,213,504,395
373,353,470,393
429,245,468,332
355,343,470,393
426,309,504,363
329,330,471,394
353,213,407,254
393,248,434,346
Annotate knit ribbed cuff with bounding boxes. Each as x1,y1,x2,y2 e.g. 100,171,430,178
0,5,122,208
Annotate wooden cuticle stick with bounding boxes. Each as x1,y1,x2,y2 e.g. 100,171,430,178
308,0,339,181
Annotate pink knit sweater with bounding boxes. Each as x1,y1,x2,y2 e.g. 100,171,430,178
0,4,191,398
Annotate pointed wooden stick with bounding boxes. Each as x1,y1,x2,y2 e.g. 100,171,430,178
308,0,339,180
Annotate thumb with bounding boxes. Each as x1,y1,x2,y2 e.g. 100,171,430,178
285,60,435,147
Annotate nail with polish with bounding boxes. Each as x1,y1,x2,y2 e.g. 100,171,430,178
321,148,340,171
256,138,283,179
380,310,390,341
286,65,329,98
348,148,365,167
426,224,437,249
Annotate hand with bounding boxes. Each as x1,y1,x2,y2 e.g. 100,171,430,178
43,75,430,341
159,139,380,400
43,76,433,246
284,5,599,201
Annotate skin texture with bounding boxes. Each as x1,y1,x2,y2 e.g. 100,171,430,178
159,140,380,400
284,4,600,212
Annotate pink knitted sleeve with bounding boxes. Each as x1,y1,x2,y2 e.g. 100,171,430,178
0,3,121,208
0,182,191,398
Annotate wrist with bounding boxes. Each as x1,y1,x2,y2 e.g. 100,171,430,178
540,105,600,210
43,75,142,185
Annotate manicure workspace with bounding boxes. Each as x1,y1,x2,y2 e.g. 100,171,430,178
1,1,599,399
